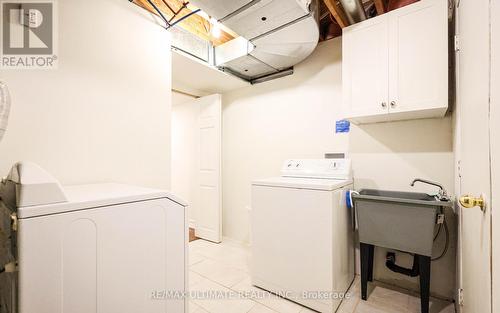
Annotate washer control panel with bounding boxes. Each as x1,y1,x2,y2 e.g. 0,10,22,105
281,159,352,179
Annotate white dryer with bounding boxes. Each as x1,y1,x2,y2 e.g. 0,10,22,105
251,159,355,313
0,162,188,313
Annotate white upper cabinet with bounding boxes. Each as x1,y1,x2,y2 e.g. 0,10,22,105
388,0,448,117
342,0,448,124
343,16,390,121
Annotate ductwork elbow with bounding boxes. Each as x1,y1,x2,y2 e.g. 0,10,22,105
339,0,367,24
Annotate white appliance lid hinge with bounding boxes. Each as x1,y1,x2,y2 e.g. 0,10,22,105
458,288,464,306
10,212,17,232
454,35,460,52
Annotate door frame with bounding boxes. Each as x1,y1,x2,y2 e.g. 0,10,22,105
491,1,500,312
455,0,498,312
171,93,223,243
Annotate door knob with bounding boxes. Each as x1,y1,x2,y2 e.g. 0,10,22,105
459,195,485,211
381,102,387,108
390,101,396,108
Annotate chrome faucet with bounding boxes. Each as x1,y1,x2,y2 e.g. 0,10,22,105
411,178,450,201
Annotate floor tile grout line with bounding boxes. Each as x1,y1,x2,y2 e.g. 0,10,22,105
188,248,248,259
222,270,308,313
229,282,317,313
351,298,360,313
189,257,206,267
189,266,249,290
243,300,281,313
189,268,241,290
189,268,249,284
190,252,250,267
190,241,454,313
189,251,251,273
225,277,295,313
191,243,351,313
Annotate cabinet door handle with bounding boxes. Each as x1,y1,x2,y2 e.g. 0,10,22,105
390,101,396,108
381,102,387,108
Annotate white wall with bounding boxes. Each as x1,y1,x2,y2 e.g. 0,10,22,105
0,0,172,189
171,91,197,223
222,38,456,298
223,38,348,239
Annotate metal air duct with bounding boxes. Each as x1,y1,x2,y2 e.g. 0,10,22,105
339,0,367,24
190,0,320,82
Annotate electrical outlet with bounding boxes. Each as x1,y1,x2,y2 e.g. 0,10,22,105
437,214,445,224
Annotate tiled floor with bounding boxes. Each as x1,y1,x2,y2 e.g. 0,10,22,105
188,239,456,313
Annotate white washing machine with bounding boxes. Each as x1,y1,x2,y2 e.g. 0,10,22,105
251,159,355,313
0,162,188,313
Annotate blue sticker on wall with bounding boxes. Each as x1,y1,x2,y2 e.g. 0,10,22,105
336,120,350,133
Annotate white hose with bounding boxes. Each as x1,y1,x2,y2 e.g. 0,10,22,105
0,81,11,142
348,190,360,230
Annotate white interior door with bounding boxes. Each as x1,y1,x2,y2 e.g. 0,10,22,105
456,1,492,312
195,94,222,243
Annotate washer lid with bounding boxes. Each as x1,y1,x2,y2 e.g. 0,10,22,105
252,177,352,191
17,183,187,219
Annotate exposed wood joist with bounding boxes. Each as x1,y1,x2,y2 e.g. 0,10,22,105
319,0,420,41
374,0,386,15
322,0,350,28
133,0,235,46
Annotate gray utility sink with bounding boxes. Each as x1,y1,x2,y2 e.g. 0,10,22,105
352,189,452,257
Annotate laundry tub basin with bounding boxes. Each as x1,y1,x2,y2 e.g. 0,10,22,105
352,189,452,256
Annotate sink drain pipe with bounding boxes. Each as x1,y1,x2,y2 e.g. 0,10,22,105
385,252,420,277
385,215,450,276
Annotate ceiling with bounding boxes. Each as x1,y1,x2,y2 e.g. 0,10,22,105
138,0,420,94
132,0,237,46
133,0,420,45
171,50,249,96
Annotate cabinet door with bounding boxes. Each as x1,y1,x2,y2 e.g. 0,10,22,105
343,16,389,120
388,0,448,114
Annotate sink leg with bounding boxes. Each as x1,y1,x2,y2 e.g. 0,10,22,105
360,243,373,300
418,255,431,313
368,244,374,282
